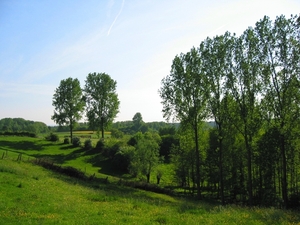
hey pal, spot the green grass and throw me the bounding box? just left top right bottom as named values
left=1, top=158, right=299, bottom=224
left=0, top=136, right=300, bottom=224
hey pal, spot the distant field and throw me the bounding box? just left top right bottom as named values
left=56, top=130, right=111, bottom=136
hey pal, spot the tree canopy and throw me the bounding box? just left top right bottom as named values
left=0, top=118, right=49, bottom=134
left=51, top=77, right=85, bottom=140
left=84, top=72, right=120, bottom=139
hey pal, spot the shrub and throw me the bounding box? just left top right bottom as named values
left=46, top=133, right=59, bottom=142
left=112, top=146, right=135, bottom=172
left=84, top=139, right=93, bottom=150
left=72, top=136, right=81, bottom=147
left=95, top=139, right=104, bottom=151
left=63, top=137, right=70, bottom=144
left=102, top=139, right=123, bottom=159
left=111, top=128, right=124, bottom=139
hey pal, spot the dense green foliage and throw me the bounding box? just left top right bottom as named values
left=0, top=118, right=49, bottom=134
left=52, top=77, right=85, bottom=140
left=45, top=133, right=59, bottom=142
left=160, top=14, right=300, bottom=208
left=84, top=72, right=120, bottom=139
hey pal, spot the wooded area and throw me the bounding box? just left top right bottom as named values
left=159, top=14, right=300, bottom=208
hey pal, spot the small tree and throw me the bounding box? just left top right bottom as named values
left=130, top=132, right=161, bottom=183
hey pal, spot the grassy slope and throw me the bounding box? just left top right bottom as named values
left=0, top=136, right=299, bottom=224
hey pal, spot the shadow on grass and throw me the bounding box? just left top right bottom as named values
left=47, top=167, right=179, bottom=207
left=60, top=144, right=78, bottom=150
left=84, top=153, right=125, bottom=177
left=32, top=148, right=85, bottom=164
left=0, top=140, right=44, bottom=151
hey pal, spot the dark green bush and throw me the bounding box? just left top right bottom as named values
left=46, top=133, right=59, bottom=142
left=95, top=140, right=104, bottom=151
left=84, top=139, right=93, bottom=150
left=63, top=137, right=70, bottom=144
left=110, top=128, right=124, bottom=138
left=72, top=137, right=81, bottom=147
left=112, top=146, right=135, bottom=172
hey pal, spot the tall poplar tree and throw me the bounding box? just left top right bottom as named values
left=255, top=15, right=300, bottom=208
left=200, top=32, right=234, bottom=204
left=226, top=27, right=262, bottom=206
left=160, top=47, right=209, bottom=199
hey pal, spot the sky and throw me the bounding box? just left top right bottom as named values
left=0, top=0, right=299, bottom=125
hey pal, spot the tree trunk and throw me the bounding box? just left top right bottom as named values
left=157, top=176, right=161, bottom=185
left=219, top=140, right=225, bottom=204
left=146, top=173, right=150, bottom=183
left=70, top=120, right=73, bottom=141
left=245, top=137, right=253, bottom=206
left=101, top=116, right=104, bottom=139
left=194, top=122, right=201, bottom=199
left=280, top=133, right=288, bottom=209
left=218, top=123, right=225, bottom=205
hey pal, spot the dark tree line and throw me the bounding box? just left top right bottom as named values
left=160, top=14, right=300, bottom=208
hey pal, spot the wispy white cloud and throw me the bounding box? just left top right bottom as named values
left=107, top=0, right=125, bottom=36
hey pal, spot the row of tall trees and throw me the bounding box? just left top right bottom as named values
left=160, top=15, right=300, bottom=208
left=52, top=72, right=120, bottom=140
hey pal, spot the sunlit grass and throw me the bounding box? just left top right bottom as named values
left=0, top=136, right=300, bottom=224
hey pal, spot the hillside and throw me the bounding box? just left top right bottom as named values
left=0, top=136, right=300, bottom=224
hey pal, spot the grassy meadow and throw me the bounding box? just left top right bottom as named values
left=0, top=135, right=300, bottom=224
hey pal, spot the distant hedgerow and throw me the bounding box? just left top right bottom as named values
left=0, top=131, right=37, bottom=137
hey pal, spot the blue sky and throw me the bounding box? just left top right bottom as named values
left=0, top=0, right=299, bottom=125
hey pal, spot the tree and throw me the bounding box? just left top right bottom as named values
left=159, top=47, right=209, bottom=199
left=255, top=15, right=300, bottom=208
left=200, top=32, right=233, bottom=204
left=225, top=27, right=263, bottom=206
left=129, top=132, right=161, bottom=182
left=84, top=72, right=120, bottom=139
left=132, top=112, right=148, bottom=133
left=132, top=112, right=143, bottom=129
left=51, top=77, right=85, bottom=140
